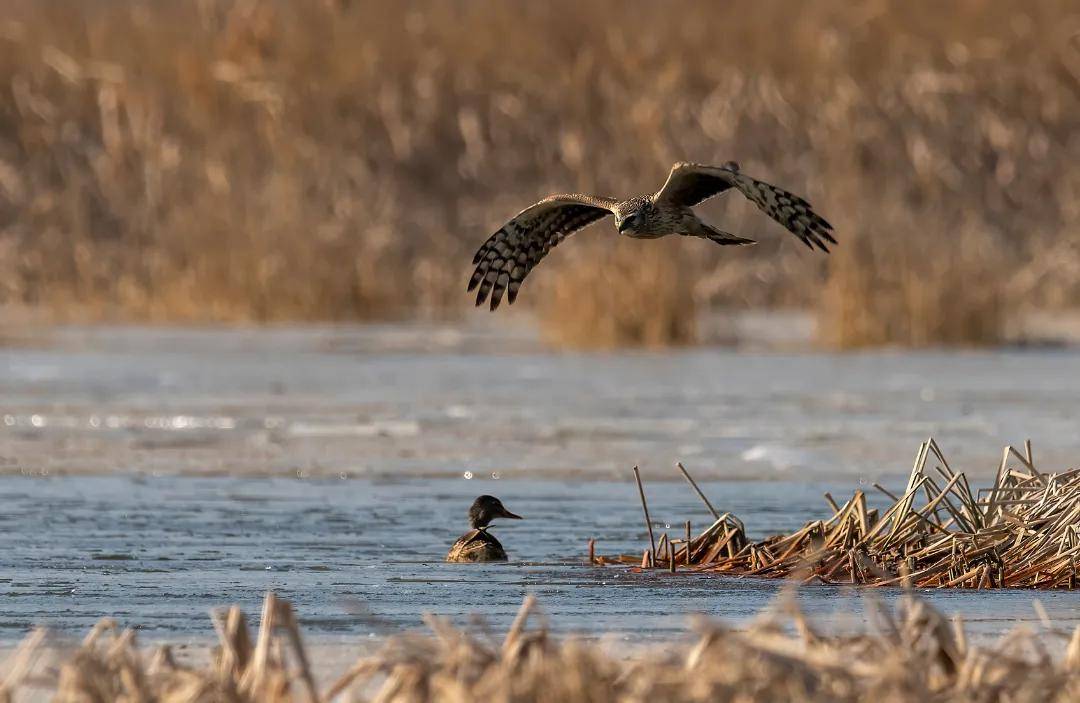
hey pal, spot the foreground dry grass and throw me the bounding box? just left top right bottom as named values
left=3, top=591, right=1079, bottom=702
left=614, top=439, right=1080, bottom=589
left=2, top=1, right=1079, bottom=346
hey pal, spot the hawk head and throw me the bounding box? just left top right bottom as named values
left=615, top=198, right=654, bottom=234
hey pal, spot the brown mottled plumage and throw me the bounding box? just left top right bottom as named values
left=467, top=161, right=836, bottom=310
left=445, top=529, right=509, bottom=562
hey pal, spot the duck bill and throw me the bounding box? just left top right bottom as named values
left=499, top=508, right=523, bottom=520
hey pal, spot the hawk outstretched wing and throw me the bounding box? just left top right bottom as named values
left=654, top=162, right=836, bottom=252
left=468, top=194, right=617, bottom=310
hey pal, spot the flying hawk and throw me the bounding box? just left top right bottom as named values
left=468, top=161, right=835, bottom=310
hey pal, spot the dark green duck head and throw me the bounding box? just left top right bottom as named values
left=468, top=495, right=523, bottom=530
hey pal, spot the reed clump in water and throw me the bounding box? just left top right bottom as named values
left=4, top=592, right=1080, bottom=702
left=609, top=439, right=1080, bottom=589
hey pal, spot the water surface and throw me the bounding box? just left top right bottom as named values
left=2, top=323, right=1078, bottom=481
left=1, top=323, right=1079, bottom=645
left=2, top=474, right=1078, bottom=644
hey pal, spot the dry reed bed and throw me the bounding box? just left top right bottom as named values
left=4, top=592, right=1080, bottom=702
left=2, top=1, right=1079, bottom=346
left=603, top=439, right=1080, bottom=590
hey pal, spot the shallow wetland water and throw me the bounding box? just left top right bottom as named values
left=2, top=323, right=1080, bottom=646
left=3, top=474, right=1080, bottom=646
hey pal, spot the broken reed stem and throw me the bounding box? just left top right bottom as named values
left=633, top=466, right=657, bottom=560
left=0, top=628, right=46, bottom=697
left=607, top=439, right=1080, bottom=591
left=503, top=594, right=537, bottom=655
left=278, top=601, right=319, bottom=703
left=677, top=462, right=720, bottom=519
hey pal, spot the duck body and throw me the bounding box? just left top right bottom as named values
left=446, top=528, right=508, bottom=562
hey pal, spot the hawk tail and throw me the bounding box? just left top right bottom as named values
left=700, top=224, right=756, bottom=247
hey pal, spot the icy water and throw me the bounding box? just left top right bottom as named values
left=2, top=322, right=1079, bottom=480
left=3, top=474, right=1080, bottom=644
left=2, top=322, right=1080, bottom=644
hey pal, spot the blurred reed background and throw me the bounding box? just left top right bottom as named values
left=1, top=0, right=1078, bottom=347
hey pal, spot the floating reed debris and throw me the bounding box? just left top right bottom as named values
left=604, top=439, right=1080, bottom=590
left=4, top=590, right=1080, bottom=702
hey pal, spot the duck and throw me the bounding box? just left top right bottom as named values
left=445, top=495, right=522, bottom=562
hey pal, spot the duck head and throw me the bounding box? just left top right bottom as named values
left=468, top=495, right=523, bottom=529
